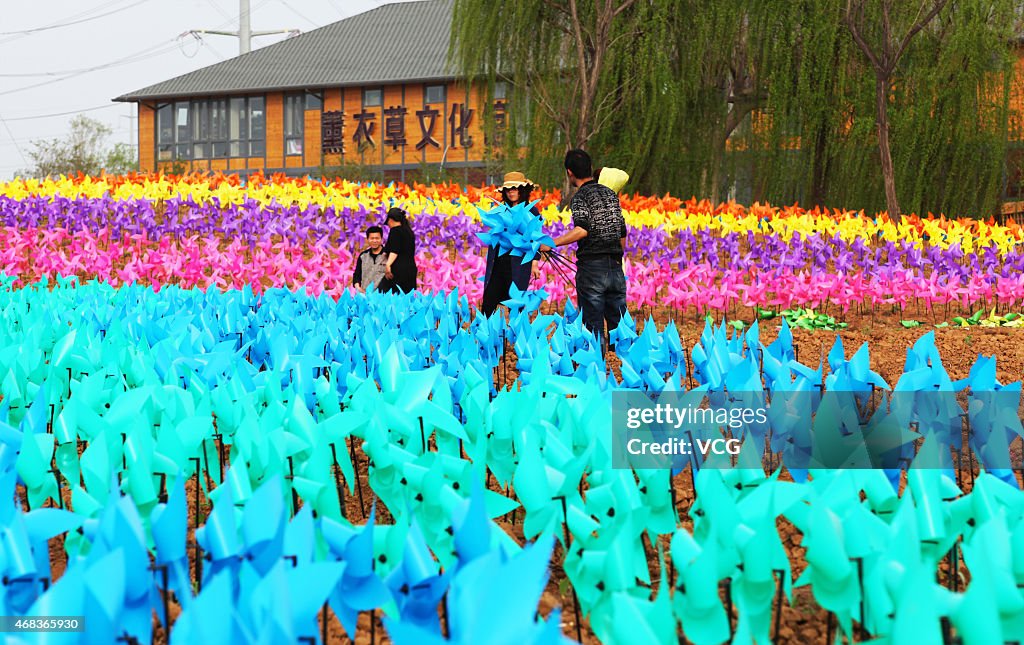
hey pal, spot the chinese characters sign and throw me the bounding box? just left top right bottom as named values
left=321, top=101, right=493, bottom=155
left=321, top=111, right=344, bottom=154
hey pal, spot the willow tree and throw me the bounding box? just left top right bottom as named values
left=843, top=0, right=949, bottom=224
left=450, top=0, right=644, bottom=191
left=452, top=0, right=1018, bottom=217
left=823, top=0, right=1018, bottom=218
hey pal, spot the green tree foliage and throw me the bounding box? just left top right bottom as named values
left=451, top=0, right=1019, bottom=218
left=22, top=115, right=138, bottom=179
left=450, top=0, right=644, bottom=192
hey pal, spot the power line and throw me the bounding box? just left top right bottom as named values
left=0, top=39, right=189, bottom=77
left=2, top=103, right=121, bottom=122
left=0, top=0, right=154, bottom=37
left=0, top=31, right=213, bottom=98
left=0, top=112, right=29, bottom=169
left=0, top=0, right=140, bottom=44
left=278, top=0, right=320, bottom=29
left=0, top=0, right=278, bottom=99
left=0, top=40, right=189, bottom=98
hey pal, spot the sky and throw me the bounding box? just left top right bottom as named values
left=0, top=0, right=403, bottom=180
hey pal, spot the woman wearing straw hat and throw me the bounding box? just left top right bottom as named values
left=480, top=171, right=542, bottom=316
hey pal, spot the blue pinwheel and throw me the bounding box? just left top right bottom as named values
left=476, top=200, right=554, bottom=263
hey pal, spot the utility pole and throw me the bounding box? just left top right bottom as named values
left=188, top=0, right=299, bottom=56
left=120, top=110, right=137, bottom=158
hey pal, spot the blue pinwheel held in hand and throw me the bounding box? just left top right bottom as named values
left=476, top=200, right=553, bottom=263
left=478, top=172, right=553, bottom=316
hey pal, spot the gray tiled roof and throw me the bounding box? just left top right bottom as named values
left=114, top=0, right=455, bottom=102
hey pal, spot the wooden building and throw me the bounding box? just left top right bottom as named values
left=114, top=0, right=503, bottom=182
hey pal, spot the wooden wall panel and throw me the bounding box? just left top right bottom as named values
left=422, top=83, right=448, bottom=165
left=324, top=88, right=342, bottom=111
left=304, top=110, right=321, bottom=169
left=465, top=82, right=486, bottom=165
left=210, top=159, right=228, bottom=171
left=381, top=85, right=405, bottom=166
left=247, top=157, right=265, bottom=169
left=285, top=156, right=303, bottom=169
left=343, top=87, right=361, bottom=166
left=265, top=92, right=284, bottom=168
left=321, top=88, right=343, bottom=168
left=1010, top=51, right=1024, bottom=142
left=229, top=158, right=247, bottom=171
left=404, top=84, right=425, bottom=168
left=138, top=104, right=155, bottom=172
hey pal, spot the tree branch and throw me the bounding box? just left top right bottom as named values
left=540, top=0, right=570, bottom=18
left=893, top=0, right=949, bottom=64
left=612, top=0, right=638, bottom=18
left=844, top=0, right=884, bottom=72
left=525, top=70, right=562, bottom=123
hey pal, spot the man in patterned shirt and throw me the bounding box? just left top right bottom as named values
left=542, top=149, right=627, bottom=354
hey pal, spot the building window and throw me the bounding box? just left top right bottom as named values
left=305, top=90, right=323, bottom=110
left=493, top=81, right=507, bottom=100
left=248, top=97, right=265, bottom=156
left=425, top=84, right=445, bottom=105
left=284, top=93, right=304, bottom=156
left=174, top=101, right=191, bottom=160
left=158, top=96, right=265, bottom=160
left=157, top=102, right=193, bottom=161
left=157, top=104, right=173, bottom=161
left=190, top=98, right=229, bottom=158
left=363, top=88, right=382, bottom=107
left=229, top=97, right=249, bottom=157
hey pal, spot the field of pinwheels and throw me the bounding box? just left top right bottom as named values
left=2, top=172, right=1024, bottom=644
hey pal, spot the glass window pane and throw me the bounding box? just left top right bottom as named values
left=211, top=101, right=225, bottom=140
left=175, top=144, right=190, bottom=160
left=305, top=91, right=322, bottom=110
left=363, top=88, right=381, bottom=107
left=158, top=144, right=173, bottom=161
left=493, top=82, right=507, bottom=100
left=286, top=138, right=303, bottom=156
left=425, top=85, right=444, bottom=104
left=250, top=97, right=265, bottom=139
left=157, top=104, right=173, bottom=144
left=230, top=140, right=248, bottom=157
left=250, top=139, right=265, bottom=156
left=229, top=98, right=245, bottom=140
left=193, top=143, right=207, bottom=159
left=213, top=141, right=229, bottom=158
left=286, top=94, right=305, bottom=137
left=175, top=102, right=190, bottom=142
left=192, top=101, right=210, bottom=141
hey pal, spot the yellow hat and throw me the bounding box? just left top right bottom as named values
left=598, top=167, right=630, bottom=193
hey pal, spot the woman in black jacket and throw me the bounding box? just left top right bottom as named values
left=377, top=207, right=418, bottom=294
left=480, top=172, right=541, bottom=315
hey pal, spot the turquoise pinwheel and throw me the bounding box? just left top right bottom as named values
left=385, top=534, right=568, bottom=645
left=475, top=199, right=554, bottom=263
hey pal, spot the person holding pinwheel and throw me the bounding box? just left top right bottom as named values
left=541, top=149, right=627, bottom=355
left=377, top=207, right=418, bottom=294
left=480, top=171, right=542, bottom=316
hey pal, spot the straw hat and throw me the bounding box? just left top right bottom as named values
left=500, top=171, right=535, bottom=190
